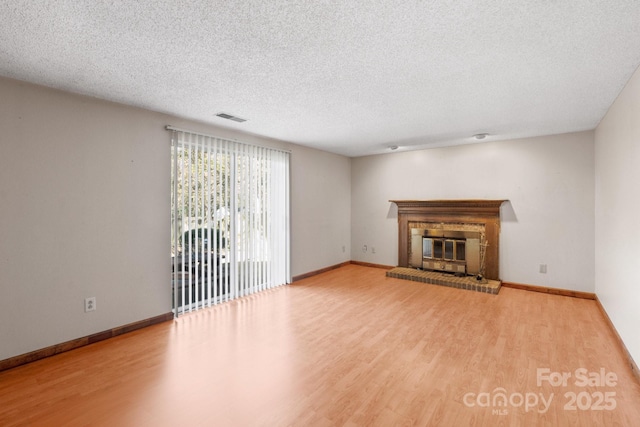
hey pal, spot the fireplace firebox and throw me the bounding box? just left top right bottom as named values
left=410, top=228, right=481, bottom=275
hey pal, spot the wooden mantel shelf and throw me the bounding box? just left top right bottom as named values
left=390, top=199, right=508, bottom=281
left=390, top=199, right=506, bottom=215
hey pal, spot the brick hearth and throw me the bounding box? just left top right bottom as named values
left=386, top=267, right=501, bottom=294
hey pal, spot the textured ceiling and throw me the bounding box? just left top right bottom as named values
left=1, top=1, right=640, bottom=157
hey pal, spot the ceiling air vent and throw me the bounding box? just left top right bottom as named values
left=216, top=112, right=247, bottom=123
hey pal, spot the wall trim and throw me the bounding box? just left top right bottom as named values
left=501, top=281, right=596, bottom=299
left=292, top=261, right=395, bottom=282
left=0, top=312, right=174, bottom=372
left=292, top=262, right=352, bottom=282
left=350, top=261, right=395, bottom=270
left=594, top=296, right=640, bottom=384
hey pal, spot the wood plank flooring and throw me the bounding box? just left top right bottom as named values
left=1, top=264, right=639, bottom=426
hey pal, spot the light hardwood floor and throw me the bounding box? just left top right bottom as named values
left=1, top=264, right=639, bottom=426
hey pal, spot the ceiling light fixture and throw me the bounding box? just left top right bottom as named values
left=389, top=145, right=399, bottom=151
left=473, top=133, right=489, bottom=140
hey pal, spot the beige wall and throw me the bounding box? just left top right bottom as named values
left=595, top=64, right=640, bottom=365
left=290, top=145, right=351, bottom=276
left=351, top=132, right=596, bottom=291
left=0, top=77, right=351, bottom=360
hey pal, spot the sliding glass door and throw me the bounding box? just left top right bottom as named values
left=170, top=129, right=290, bottom=315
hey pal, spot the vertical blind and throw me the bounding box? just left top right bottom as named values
left=170, top=128, right=290, bottom=315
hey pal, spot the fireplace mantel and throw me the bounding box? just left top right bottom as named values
left=390, top=199, right=507, bottom=280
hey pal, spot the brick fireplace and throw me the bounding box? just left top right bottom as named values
left=388, top=200, right=506, bottom=292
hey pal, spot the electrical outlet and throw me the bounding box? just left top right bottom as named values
left=371, top=247, right=376, bottom=254
left=85, top=297, right=96, bottom=312
left=362, top=245, right=368, bottom=253
left=539, top=264, right=547, bottom=274
left=342, top=245, right=346, bottom=253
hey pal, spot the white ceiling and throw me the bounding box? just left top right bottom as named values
left=1, top=1, right=640, bottom=157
